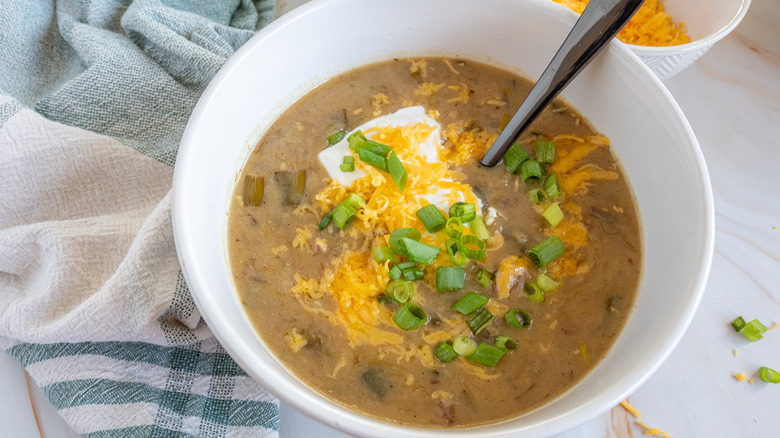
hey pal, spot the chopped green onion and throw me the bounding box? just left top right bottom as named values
left=416, top=204, right=447, bottom=233
left=388, top=228, right=421, bottom=252
left=474, top=268, right=493, bottom=288
left=520, top=160, right=544, bottom=182
left=451, top=291, right=489, bottom=315
left=343, top=193, right=365, bottom=210
left=534, top=140, right=557, bottom=164
left=317, top=212, right=332, bottom=231
left=331, top=203, right=357, bottom=230
left=434, top=341, right=459, bottom=362
left=360, top=139, right=393, bottom=157
left=402, top=267, right=425, bottom=281
left=358, top=147, right=388, bottom=172
left=377, top=293, right=393, bottom=304
left=494, top=336, right=518, bottom=351
left=759, top=366, right=780, bottom=383
left=524, top=282, right=545, bottom=303
left=503, top=142, right=530, bottom=174
left=453, top=335, right=478, bottom=357
left=528, top=188, right=546, bottom=204
left=387, top=151, right=407, bottom=192
left=470, top=216, right=491, bottom=242
left=327, top=130, right=346, bottom=145
left=445, top=217, right=464, bottom=238
left=398, top=238, right=440, bottom=265
left=372, top=246, right=396, bottom=263
left=347, top=130, right=367, bottom=151
left=242, top=175, right=264, bottom=206
left=392, top=303, right=427, bottom=330
left=389, top=264, right=402, bottom=281
left=536, top=272, right=560, bottom=294
left=731, top=316, right=746, bottom=332
left=468, top=343, right=505, bottom=367
left=273, top=170, right=306, bottom=205
left=436, top=267, right=465, bottom=291
left=449, top=202, right=476, bottom=223
left=466, top=308, right=495, bottom=335
left=461, top=235, right=486, bottom=260
left=741, top=319, right=767, bottom=342
left=544, top=173, right=561, bottom=199
left=340, top=155, right=355, bottom=172
left=387, top=279, right=414, bottom=303
left=396, top=261, right=417, bottom=271
left=528, top=236, right=565, bottom=267
left=542, top=202, right=564, bottom=228
left=505, top=308, right=532, bottom=329
left=446, top=238, right=467, bottom=267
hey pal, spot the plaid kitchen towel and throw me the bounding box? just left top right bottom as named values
left=0, top=0, right=280, bottom=436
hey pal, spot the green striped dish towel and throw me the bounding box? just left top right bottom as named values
left=0, top=0, right=280, bottom=436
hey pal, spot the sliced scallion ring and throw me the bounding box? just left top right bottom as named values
left=534, top=140, right=556, bottom=164
left=494, top=336, right=518, bottom=351
left=468, top=343, right=505, bottom=367
left=398, top=237, right=440, bottom=265
left=436, top=266, right=465, bottom=291
left=451, top=291, right=489, bottom=315
left=524, top=282, right=545, bottom=303
left=416, top=204, right=447, bottom=233
left=392, top=302, right=427, bottom=330
left=386, top=279, right=414, bottom=303
left=446, top=238, right=467, bottom=267
left=528, top=236, right=565, bottom=267
left=449, top=202, right=476, bottom=223
left=445, top=217, right=464, bottom=238
left=474, top=268, right=492, bottom=288
left=466, top=308, right=495, bottom=335
left=453, top=336, right=478, bottom=357
left=505, top=308, right=532, bottom=329
left=461, top=234, right=486, bottom=260
left=434, top=341, right=459, bottom=362
left=503, top=142, right=530, bottom=174
left=759, top=366, right=780, bottom=383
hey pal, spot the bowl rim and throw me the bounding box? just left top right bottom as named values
left=172, top=0, right=715, bottom=436
left=625, top=0, right=751, bottom=54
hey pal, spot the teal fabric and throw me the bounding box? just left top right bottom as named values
left=0, top=0, right=278, bottom=436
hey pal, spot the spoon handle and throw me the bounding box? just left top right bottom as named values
left=480, top=0, right=645, bottom=167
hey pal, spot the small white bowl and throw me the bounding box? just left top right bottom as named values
left=173, top=0, right=714, bottom=436
left=625, top=0, right=752, bottom=79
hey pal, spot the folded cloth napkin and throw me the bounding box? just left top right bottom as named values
left=0, top=0, right=281, bottom=436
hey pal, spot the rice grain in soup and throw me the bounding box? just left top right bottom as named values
left=227, top=58, right=643, bottom=428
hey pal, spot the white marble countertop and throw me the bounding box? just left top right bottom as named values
left=2, top=0, right=778, bottom=436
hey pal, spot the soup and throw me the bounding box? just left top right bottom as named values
left=227, top=58, right=642, bottom=428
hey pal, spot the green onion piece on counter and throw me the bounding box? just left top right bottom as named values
left=505, top=308, right=532, bottom=329
left=528, top=188, right=546, bottom=204
left=466, top=308, right=495, bottom=335
left=536, top=272, right=560, bottom=294
left=534, top=140, right=557, bottom=164
left=360, top=139, right=393, bottom=157
left=474, top=268, right=493, bottom=288
left=524, top=282, right=545, bottom=303
left=528, top=236, right=565, bottom=267
left=340, top=155, right=355, bottom=172
left=731, top=316, right=747, bottom=332
left=347, top=130, right=367, bottom=151
left=436, top=266, right=465, bottom=291
left=741, top=319, right=767, bottom=342
left=449, top=202, right=477, bottom=223
left=503, top=142, right=530, bottom=174
left=327, top=130, right=346, bottom=145
left=434, top=341, right=459, bottom=362
left=387, top=151, right=408, bottom=192
left=358, top=147, right=388, bottom=172
left=461, top=234, right=486, bottom=260
left=402, top=268, right=425, bottom=281
left=542, top=202, right=564, bottom=228
left=451, top=291, right=489, bottom=315
left=416, top=204, right=447, bottom=233
left=398, top=238, right=440, bottom=265
left=468, top=343, right=505, bottom=367
left=445, top=217, right=464, bottom=238
left=317, top=213, right=332, bottom=231
left=495, top=336, right=518, bottom=351
left=372, top=246, right=396, bottom=263
left=242, top=175, right=264, bottom=207
left=453, top=336, right=478, bottom=357
left=759, top=366, right=780, bottom=383
left=544, top=173, right=561, bottom=199
left=387, top=279, right=414, bottom=303
left=470, top=216, right=491, bottom=242
left=446, top=238, right=467, bottom=267
left=389, top=264, right=402, bottom=281
left=331, top=203, right=357, bottom=230
left=392, top=303, right=427, bottom=330
left=389, top=228, right=421, bottom=251
left=520, top=160, right=544, bottom=182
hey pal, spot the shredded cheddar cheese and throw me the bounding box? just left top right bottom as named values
left=283, top=328, right=307, bottom=352
left=552, top=0, right=690, bottom=47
